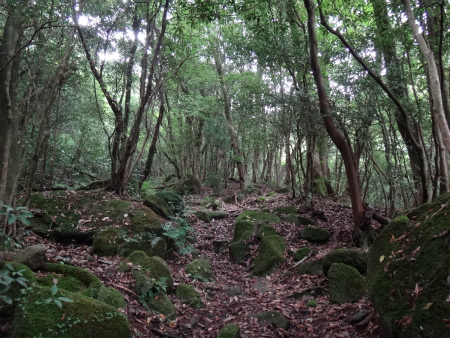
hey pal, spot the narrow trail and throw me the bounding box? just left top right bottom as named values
left=27, top=186, right=381, bottom=337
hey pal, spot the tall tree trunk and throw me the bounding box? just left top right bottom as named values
left=212, top=38, right=246, bottom=189
left=304, top=0, right=363, bottom=229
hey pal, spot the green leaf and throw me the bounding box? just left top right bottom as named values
left=58, top=297, right=73, bottom=303
left=51, top=284, right=58, bottom=296
left=54, top=299, right=62, bottom=308
left=0, top=295, right=12, bottom=305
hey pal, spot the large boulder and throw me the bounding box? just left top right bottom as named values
left=155, top=191, right=185, bottom=215
left=9, top=287, right=131, bottom=338
left=91, top=227, right=127, bottom=257
left=367, top=193, right=450, bottom=338
left=300, top=226, right=330, bottom=243
left=127, top=251, right=174, bottom=290
left=172, top=174, right=201, bottom=195
left=252, top=235, right=286, bottom=276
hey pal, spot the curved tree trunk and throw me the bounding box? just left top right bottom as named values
left=304, top=0, right=363, bottom=229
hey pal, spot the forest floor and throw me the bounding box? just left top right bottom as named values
left=25, top=183, right=385, bottom=338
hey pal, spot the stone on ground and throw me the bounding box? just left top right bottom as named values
left=300, top=226, right=330, bottom=243
left=328, top=263, right=366, bottom=304
left=143, top=195, right=173, bottom=219
left=172, top=173, right=201, bottom=195
left=185, top=258, right=215, bottom=282
left=175, top=284, right=204, bottom=308
left=252, top=235, right=286, bottom=276
left=249, top=311, right=289, bottom=330
left=127, top=251, right=174, bottom=289
left=217, top=323, right=240, bottom=338
left=322, top=248, right=367, bottom=276
left=13, top=244, right=47, bottom=270
left=293, top=247, right=312, bottom=262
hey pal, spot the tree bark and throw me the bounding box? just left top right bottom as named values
left=304, top=0, right=364, bottom=229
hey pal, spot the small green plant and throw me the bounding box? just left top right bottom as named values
left=163, top=217, right=195, bottom=255
left=140, top=276, right=168, bottom=299
left=0, top=204, right=34, bottom=226
left=0, top=263, right=30, bottom=306
left=36, top=279, right=73, bottom=309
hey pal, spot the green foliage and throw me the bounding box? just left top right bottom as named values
left=0, top=204, right=33, bottom=226
left=162, top=217, right=195, bottom=255
left=155, top=191, right=185, bottom=215
left=35, top=280, right=73, bottom=309
left=0, top=263, right=30, bottom=306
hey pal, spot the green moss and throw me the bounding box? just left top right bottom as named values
left=175, top=284, right=204, bottom=308
left=0, top=261, right=35, bottom=304
left=185, top=259, right=215, bottom=282
left=296, top=259, right=323, bottom=276
left=265, top=192, right=277, bottom=197
left=119, top=234, right=169, bottom=258
left=91, top=199, right=131, bottom=220
left=172, top=174, right=201, bottom=195
left=155, top=191, right=185, bottom=215
left=127, top=251, right=174, bottom=290
left=323, top=249, right=367, bottom=276
left=328, top=263, right=366, bottom=304
left=143, top=196, right=173, bottom=219
left=97, top=286, right=126, bottom=308
left=313, top=178, right=327, bottom=197
left=235, top=210, right=281, bottom=224
left=38, top=274, right=85, bottom=293
left=367, top=199, right=450, bottom=338
left=228, top=241, right=250, bottom=264
left=217, top=323, right=240, bottom=338
left=130, top=208, right=163, bottom=235
left=300, top=227, right=330, bottom=243
left=297, top=216, right=316, bottom=226
left=293, top=247, right=312, bottom=262
left=91, top=227, right=127, bottom=257
left=204, top=211, right=227, bottom=219
left=273, top=205, right=297, bottom=215
left=306, top=299, right=317, bottom=307
left=142, top=289, right=176, bottom=320
left=10, top=286, right=131, bottom=338
left=232, top=220, right=257, bottom=242
left=252, top=235, right=286, bottom=276
left=256, top=224, right=278, bottom=239
left=281, top=214, right=301, bottom=226
left=256, top=197, right=266, bottom=203
left=41, top=263, right=102, bottom=298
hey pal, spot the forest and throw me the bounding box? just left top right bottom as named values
left=1, top=0, right=450, bottom=337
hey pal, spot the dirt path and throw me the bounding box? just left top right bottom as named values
left=27, top=187, right=381, bottom=337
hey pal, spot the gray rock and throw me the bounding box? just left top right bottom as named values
left=13, top=244, right=47, bottom=270
left=249, top=311, right=289, bottom=329
left=224, top=286, right=242, bottom=296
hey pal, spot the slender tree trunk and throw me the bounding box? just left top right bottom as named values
left=304, top=0, right=364, bottom=229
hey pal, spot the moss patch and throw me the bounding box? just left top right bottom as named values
left=40, top=263, right=102, bottom=298
left=300, top=227, right=330, bottom=243
left=172, top=174, right=201, bottom=195
left=232, top=220, right=257, bottom=242
left=130, top=208, right=163, bottom=235
left=293, top=247, right=312, bottom=262
left=328, top=263, right=366, bottom=304
left=127, top=251, right=174, bottom=290
left=252, top=235, right=286, bottom=276
left=143, top=196, right=173, bottom=219
left=119, top=234, right=169, bottom=259
left=273, top=205, right=297, bottom=215
left=249, top=311, right=289, bottom=329
left=296, top=259, right=323, bottom=276
left=175, top=284, right=204, bottom=308
left=155, top=191, right=185, bottom=215
left=185, top=259, right=215, bottom=282
left=256, top=224, right=278, bottom=239
left=228, top=241, right=250, bottom=264
left=10, top=286, right=131, bottom=338
left=97, top=286, right=126, bottom=308
left=323, top=249, right=367, bottom=276
left=367, top=194, right=450, bottom=338
left=236, top=210, right=281, bottom=225
left=91, top=227, right=127, bottom=257
left=217, top=323, right=240, bottom=338
left=143, top=289, right=176, bottom=320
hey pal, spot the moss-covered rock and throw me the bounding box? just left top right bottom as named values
left=119, top=234, right=169, bottom=259
left=252, top=235, right=286, bottom=276
left=144, top=290, right=176, bottom=320
left=13, top=244, right=47, bottom=270
left=297, top=216, right=316, bottom=226
left=97, top=286, right=126, bottom=308
left=130, top=208, right=163, bottom=235
left=195, top=210, right=211, bottom=222
left=228, top=241, right=250, bottom=264
left=232, top=220, right=257, bottom=242
left=172, top=174, right=201, bottom=195
left=185, top=259, right=215, bottom=282
left=91, top=227, right=127, bottom=257
left=249, top=311, right=289, bottom=329
left=91, top=199, right=131, bottom=220
left=175, top=284, right=204, bottom=308
left=273, top=205, right=297, bottom=215
left=143, top=196, right=173, bottom=219
left=217, top=323, right=240, bottom=338
left=9, top=286, right=131, bottom=338
left=367, top=193, right=450, bottom=338
left=127, top=251, right=174, bottom=289
left=205, top=211, right=227, bottom=219
left=293, top=247, right=312, bottom=262
left=256, top=224, right=278, bottom=239
left=300, top=226, right=330, bottom=243
left=328, top=263, right=366, bottom=304
left=0, top=261, right=35, bottom=304
left=322, top=249, right=367, bottom=276
left=236, top=210, right=281, bottom=225
left=155, top=191, right=185, bottom=215
left=40, top=263, right=102, bottom=298
left=281, top=214, right=301, bottom=226
left=296, top=259, right=323, bottom=276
